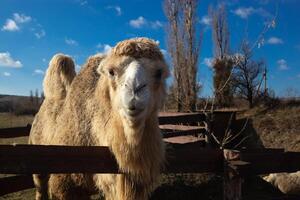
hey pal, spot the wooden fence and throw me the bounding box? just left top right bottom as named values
left=0, top=112, right=300, bottom=200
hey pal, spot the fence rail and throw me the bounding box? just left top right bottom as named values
left=0, top=124, right=32, bottom=138
left=1, top=111, right=300, bottom=200
left=0, top=145, right=300, bottom=197
left=0, top=112, right=209, bottom=139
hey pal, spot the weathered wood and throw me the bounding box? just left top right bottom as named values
left=0, top=124, right=31, bottom=138
left=160, top=124, right=204, bottom=131
left=162, top=128, right=206, bottom=138
left=0, top=145, right=119, bottom=174
left=0, top=113, right=207, bottom=138
left=0, top=175, right=34, bottom=196
left=158, top=112, right=206, bottom=125
left=0, top=144, right=224, bottom=174
left=1, top=147, right=300, bottom=197
left=233, top=151, right=300, bottom=176
left=223, top=149, right=242, bottom=200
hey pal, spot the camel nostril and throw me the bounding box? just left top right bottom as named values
left=128, top=104, right=136, bottom=111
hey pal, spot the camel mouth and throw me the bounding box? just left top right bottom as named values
left=126, top=108, right=144, bottom=117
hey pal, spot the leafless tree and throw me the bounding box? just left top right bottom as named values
left=35, top=89, right=39, bottom=106
left=210, top=3, right=233, bottom=108
left=233, top=40, right=264, bottom=108
left=164, top=0, right=201, bottom=112
left=30, top=90, right=34, bottom=104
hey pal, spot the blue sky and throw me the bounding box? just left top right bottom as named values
left=0, top=0, right=299, bottom=97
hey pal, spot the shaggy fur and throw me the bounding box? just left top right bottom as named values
left=264, top=171, right=300, bottom=195
left=29, top=38, right=168, bottom=200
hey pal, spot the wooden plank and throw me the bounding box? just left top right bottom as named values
left=0, top=175, right=34, bottom=196
left=231, top=151, right=300, bottom=176
left=160, top=124, right=204, bottom=131
left=0, top=144, right=224, bottom=174
left=162, top=128, right=206, bottom=138
left=158, top=113, right=206, bottom=125
left=223, top=149, right=242, bottom=200
left=0, top=145, right=119, bottom=174
left=0, top=113, right=206, bottom=138
left=0, top=124, right=31, bottom=138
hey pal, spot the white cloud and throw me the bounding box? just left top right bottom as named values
left=33, top=69, right=44, bottom=75
left=150, top=20, right=163, bottom=29
left=267, top=37, right=283, bottom=45
left=96, top=43, right=112, bottom=54
left=13, top=13, right=31, bottom=23
left=232, top=7, right=255, bottom=19
left=1, top=19, right=19, bottom=31
left=202, top=57, right=214, bottom=68
left=200, top=15, right=211, bottom=25
left=129, top=16, right=162, bottom=29
left=35, top=29, right=46, bottom=39
left=232, top=7, right=271, bottom=19
left=0, top=52, right=22, bottom=68
left=3, top=72, right=11, bottom=76
left=106, top=5, right=122, bottom=16
left=2, top=13, right=32, bottom=32
left=129, top=16, right=147, bottom=28
left=65, top=38, right=78, bottom=46
left=277, top=59, right=288, bottom=70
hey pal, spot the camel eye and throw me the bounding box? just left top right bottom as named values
left=108, top=69, right=115, bottom=77
left=155, top=69, right=162, bottom=79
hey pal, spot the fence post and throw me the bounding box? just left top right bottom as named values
left=223, top=149, right=242, bottom=200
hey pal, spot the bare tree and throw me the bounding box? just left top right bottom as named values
left=210, top=3, right=233, bottom=108
left=30, top=90, right=34, bottom=104
left=164, top=0, right=201, bottom=112
left=35, top=89, right=39, bottom=106
left=233, top=40, right=264, bottom=108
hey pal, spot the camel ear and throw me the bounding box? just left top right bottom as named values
left=96, top=62, right=105, bottom=75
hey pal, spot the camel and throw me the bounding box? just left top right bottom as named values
left=29, top=37, right=169, bottom=200
left=264, top=171, right=300, bottom=195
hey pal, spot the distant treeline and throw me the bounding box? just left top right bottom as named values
left=0, top=90, right=44, bottom=115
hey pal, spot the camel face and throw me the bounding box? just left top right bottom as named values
left=100, top=55, right=167, bottom=125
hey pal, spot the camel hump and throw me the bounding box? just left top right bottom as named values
left=43, top=54, right=76, bottom=99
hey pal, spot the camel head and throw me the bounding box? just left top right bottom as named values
left=98, top=38, right=169, bottom=128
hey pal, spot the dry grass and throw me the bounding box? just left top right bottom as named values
left=0, top=113, right=33, bottom=129
left=240, top=104, right=300, bottom=152
left=0, top=113, right=32, bottom=145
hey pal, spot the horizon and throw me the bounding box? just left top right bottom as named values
left=0, top=0, right=300, bottom=97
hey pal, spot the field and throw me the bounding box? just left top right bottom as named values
left=0, top=103, right=300, bottom=199
left=0, top=113, right=33, bottom=145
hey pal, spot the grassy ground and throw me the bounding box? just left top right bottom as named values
left=240, top=104, right=300, bottom=152
left=1, top=104, right=300, bottom=199
left=0, top=113, right=32, bottom=145
left=0, top=113, right=33, bottom=129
